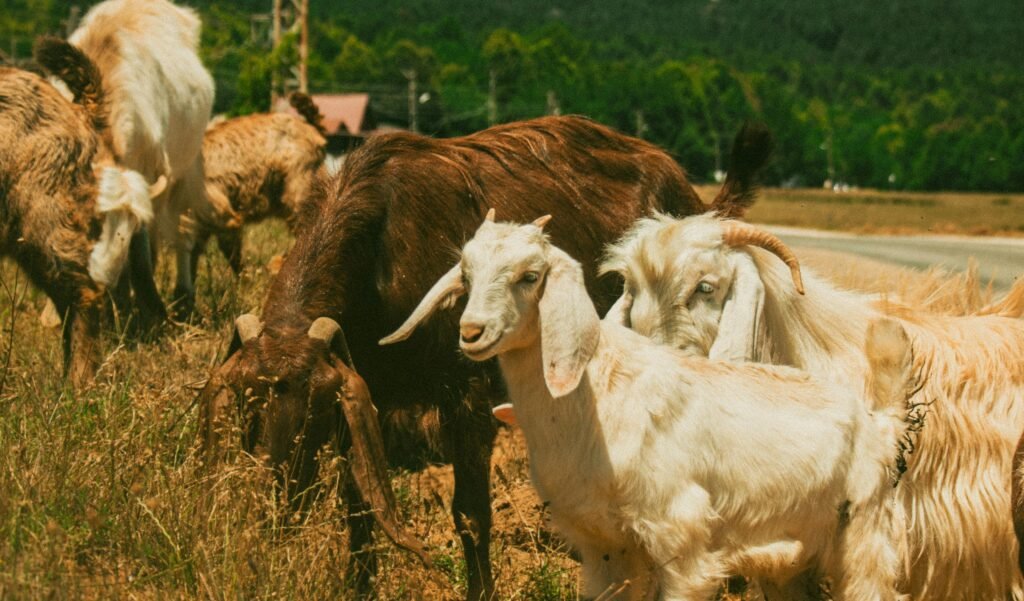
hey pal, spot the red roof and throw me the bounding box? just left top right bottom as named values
left=274, top=93, right=370, bottom=136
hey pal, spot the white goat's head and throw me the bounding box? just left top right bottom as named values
left=381, top=210, right=599, bottom=397
left=600, top=212, right=803, bottom=362
left=87, top=166, right=164, bottom=286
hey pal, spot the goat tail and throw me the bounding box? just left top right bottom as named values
left=289, top=92, right=327, bottom=136
left=33, top=36, right=107, bottom=132
left=710, top=122, right=773, bottom=219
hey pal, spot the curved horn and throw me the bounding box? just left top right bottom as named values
left=235, top=313, right=264, bottom=342
left=721, top=222, right=805, bottom=295
left=148, top=175, right=168, bottom=199
left=532, top=214, right=552, bottom=229
left=379, top=263, right=465, bottom=345
left=308, top=316, right=341, bottom=342
left=485, top=207, right=496, bottom=222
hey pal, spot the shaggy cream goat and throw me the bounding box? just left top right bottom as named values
left=382, top=213, right=915, bottom=601
left=601, top=211, right=1024, bottom=600
left=69, top=0, right=215, bottom=321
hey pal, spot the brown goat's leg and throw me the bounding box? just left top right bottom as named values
left=128, top=228, right=167, bottom=332
left=341, top=466, right=377, bottom=598
left=442, top=401, right=498, bottom=601
left=59, top=288, right=103, bottom=388
left=215, top=228, right=243, bottom=276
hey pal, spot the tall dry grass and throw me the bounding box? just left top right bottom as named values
left=0, top=217, right=1007, bottom=600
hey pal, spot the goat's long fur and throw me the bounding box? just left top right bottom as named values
left=384, top=219, right=914, bottom=600
left=69, top=0, right=215, bottom=312
left=192, top=97, right=327, bottom=272
left=0, top=66, right=154, bottom=386
left=603, top=212, right=1024, bottom=600
left=197, top=115, right=720, bottom=600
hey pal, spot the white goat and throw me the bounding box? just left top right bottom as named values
left=381, top=212, right=914, bottom=601
left=69, top=0, right=215, bottom=319
left=601, top=211, right=1024, bottom=600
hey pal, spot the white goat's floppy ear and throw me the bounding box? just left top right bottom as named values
left=379, top=263, right=465, bottom=345
left=709, top=253, right=764, bottom=362
left=539, top=248, right=600, bottom=397
left=604, top=291, right=633, bottom=327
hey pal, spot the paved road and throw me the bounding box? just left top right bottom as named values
left=760, top=225, right=1024, bottom=292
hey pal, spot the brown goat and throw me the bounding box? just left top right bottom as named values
left=196, top=115, right=770, bottom=599
left=192, top=93, right=327, bottom=275
left=0, top=43, right=163, bottom=387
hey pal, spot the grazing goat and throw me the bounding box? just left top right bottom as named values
left=68, top=0, right=214, bottom=321
left=601, top=211, right=1024, bottom=600
left=192, top=93, right=327, bottom=274
left=0, top=48, right=163, bottom=386
left=382, top=214, right=914, bottom=601
left=196, top=115, right=750, bottom=600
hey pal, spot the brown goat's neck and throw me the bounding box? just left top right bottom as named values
left=261, top=192, right=382, bottom=328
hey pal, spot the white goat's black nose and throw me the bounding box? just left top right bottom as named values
left=461, top=323, right=485, bottom=343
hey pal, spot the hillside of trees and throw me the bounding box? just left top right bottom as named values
left=4, top=0, right=1023, bottom=191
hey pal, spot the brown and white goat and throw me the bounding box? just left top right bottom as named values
left=0, top=44, right=163, bottom=387
left=191, top=93, right=327, bottom=274
left=197, top=116, right=768, bottom=599
left=68, top=0, right=215, bottom=321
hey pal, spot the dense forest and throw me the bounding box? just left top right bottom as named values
left=4, top=0, right=1023, bottom=191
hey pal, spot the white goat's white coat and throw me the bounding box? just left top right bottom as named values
left=382, top=218, right=911, bottom=601
left=70, top=0, right=214, bottom=298
left=602, top=212, right=1024, bottom=600
left=88, top=167, right=156, bottom=286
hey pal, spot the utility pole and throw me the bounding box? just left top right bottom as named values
left=487, top=68, right=498, bottom=125
left=270, top=0, right=281, bottom=106
left=403, top=69, right=419, bottom=133
left=546, top=90, right=560, bottom=116
left=634, top=109, right=647, bottom=138
left=297, top=0, right=308, bottom=94
left=63, top=6, right=80, bottom=37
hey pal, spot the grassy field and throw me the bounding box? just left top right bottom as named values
left=695, top=186, right=1024, bottom=236
left=0, top=195, right=1011, bottom=600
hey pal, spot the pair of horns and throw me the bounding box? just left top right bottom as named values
left=234, top=314, right=343, bottom=343
left=721, top=222, right=805, bottom=295
left=484, top=208, right=551, bottom=229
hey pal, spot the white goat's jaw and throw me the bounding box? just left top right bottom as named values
left=460, top=334, right=502, bottom=361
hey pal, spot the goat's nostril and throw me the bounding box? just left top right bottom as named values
left=461, top=324, right=484, bottom=343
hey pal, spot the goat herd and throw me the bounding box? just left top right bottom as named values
left=3, top=0, right=1024, bottom=599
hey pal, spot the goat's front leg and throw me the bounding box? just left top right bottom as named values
left=340, top=464, right=377, bottom=598
left=128, top=227, right=167, bottom=332
left=171, top=229, right=197, bottom=321
left=639, top=486, right=722, bottom=601
left=831, top=499, right=902, bottom=601
left=57, top=286, right=104, bottom=389
left=440, top=391, right=497, bottom=601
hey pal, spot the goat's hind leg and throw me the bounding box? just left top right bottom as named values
left=832, top=501, right=902, bottom=601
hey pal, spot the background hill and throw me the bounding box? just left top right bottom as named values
left=4, top=0, right=1023, bottom=191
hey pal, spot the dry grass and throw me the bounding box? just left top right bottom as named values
left=0, top=216, right=1001, bottom=600
left=695, top=186, right=1024, bottom=237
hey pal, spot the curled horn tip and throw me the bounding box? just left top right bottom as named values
left=308, top=316, right=341, bottom=342
left=149, top=175, right=168, bottom=198
left=235, top=313, right=263, bottom=342
left=792, top=268, right=806, bottom=295
left=485, top=208, right=496, bottom=222
left=721, top=221, right=805, bottom=295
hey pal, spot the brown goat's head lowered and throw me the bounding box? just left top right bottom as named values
left=199, top=313, right=431, bottom=566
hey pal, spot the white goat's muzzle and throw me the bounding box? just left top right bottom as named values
left=88, top=167, right=156, bottom=286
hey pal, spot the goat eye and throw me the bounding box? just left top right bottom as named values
left=520, top=271, right=539, bottom=284
left=697, top=282, right=714, bottom=294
